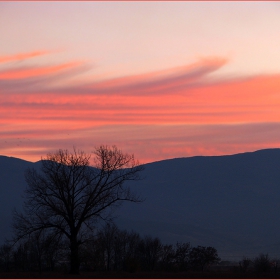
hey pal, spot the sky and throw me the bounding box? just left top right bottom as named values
left=1, top=1, right=280, bottom=163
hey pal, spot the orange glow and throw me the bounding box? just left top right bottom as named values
left=1, top=74, right=280, bottom=125
left=1, top=51, right=280, bottom=162
left=0, top=61, right=84, bottom=79
left=91, top=56, right=228, bottom=89
left=0, top=50, right=50, bottom=63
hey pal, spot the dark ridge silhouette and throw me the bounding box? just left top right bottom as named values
left=1, top=148, right=280, bottom=260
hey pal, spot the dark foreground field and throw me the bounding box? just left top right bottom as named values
left=2, top=271, right=280, bottom=279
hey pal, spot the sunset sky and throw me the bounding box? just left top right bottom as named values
left=1, top=1, right=280, bottom=163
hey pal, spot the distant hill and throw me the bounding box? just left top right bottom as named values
left=1, top=149, right=280, bottom=261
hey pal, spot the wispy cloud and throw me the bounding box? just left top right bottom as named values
left=2, top=73, right=280, bottom=125
left=1, top=51, right=280, bottom=162
left=2, top=123, right=280, bottom=163
left=0, top=55, right=227, bottom=95
left=0, top=61, right=85, bottom=80
left=0, top=50, right=51, bottom=64
left=78, top=57, right=228, bottom=96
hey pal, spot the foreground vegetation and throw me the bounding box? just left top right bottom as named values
left=1, top=223, right=280, bottom=278
left=3, top=147, right=280, bottom=278
left=0, top=223, right=219, bottom=274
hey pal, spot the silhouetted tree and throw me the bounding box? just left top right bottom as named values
left=253, top=253, right=271, bottom=273
left=78, top=224, right=142, bottom=272
left=0, top=243, right=12, bottom=272
left=112, top=226, right=129, bottom=271
left=12, top=241, right=30, bottom=272
left=174, top=242, right=191, bottom=271
left=137, top=235, right=162, bottom=271
left=159, top=244, right=175, bottom=271
left=13, top=146, right=143, bottom=274
left=79, top=235, right=105, bottom=271
left=239, top=257, right=251, bottom=272
left=122, top=230, right=141, bottom=272
left=43, top=232, right=65, bottom=271
left=189, top=246, right=220, bottom=271
left=99, top=223, right=119, bottom=271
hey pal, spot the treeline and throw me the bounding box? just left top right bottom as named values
left=0, top=223, right=220, bottom=273
left=237, top=254, right=279, bottom=274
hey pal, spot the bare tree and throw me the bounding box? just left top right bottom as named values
left=159, top=244, right=175, bottom=271
left=138, top=235, right=162, bottom=271
left=239, top=257, right=251, bottom=272
left=0, top=243, right=12, bottom=272
left=174, top=242, right=191, bottom=271
left=253, top=253, right=271, bottom=273
left=13, top=145, right=143, bottom=274
left=188, top=246, right=220, bottom=271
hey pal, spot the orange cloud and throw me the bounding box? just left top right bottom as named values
left=1, top=52, right=280, bottom=162
left=87, top=56, right=228, bottom=93
left=2, top=73, right=280, bottom=126
left=3, top=123, right=280, bottom=163
left=0, top=61, right=84, bottom=80
left=0, top=50, right=50, bottom=64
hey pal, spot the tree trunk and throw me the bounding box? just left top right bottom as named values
left=70, top=235, right=80, bottom=274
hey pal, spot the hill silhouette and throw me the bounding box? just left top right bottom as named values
left=1, top=149, right=280, bottom=260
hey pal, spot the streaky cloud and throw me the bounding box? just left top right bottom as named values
left=3, top=122, right=280, bottom=164
left=0, top=62, right=91, bottom=93
left=55, top=56, right=228, bottom=96
left=0, top=50, right=51, bottom=64
left=2, top=51, right=280, bottom=163
left=0, top=61, right=86, bottom=80
left=85, top=57, right=228, bottom=94
left=0, top=55, right=228, bottom=95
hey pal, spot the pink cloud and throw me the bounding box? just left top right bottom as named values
left=0, top=50, right=51, bottom=64
left=81, top=56, right=228, bottom=96
left=0, top=61, right=85, bottom=80
left=3, top=123, right=280, bottom=163
left=1, top=51, right=280, bottom=162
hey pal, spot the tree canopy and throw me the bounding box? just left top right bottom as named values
left=13, top=145, right=143, bottom=274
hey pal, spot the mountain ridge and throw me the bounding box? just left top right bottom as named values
left=2, top=147, right=280, bottom=166
left=1, top=148, right=280, bottom=261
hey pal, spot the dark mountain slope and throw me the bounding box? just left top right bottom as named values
left=0, top=156, right=34, bottom=241
left=1, top=149, right=280, bottom=260
left=115, top=149, right=280, bottom=259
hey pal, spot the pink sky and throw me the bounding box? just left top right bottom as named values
left=1, top=2, right=280, bottom=163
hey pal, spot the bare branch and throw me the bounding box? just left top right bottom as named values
left=13, top=145, right=144, bottom=274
